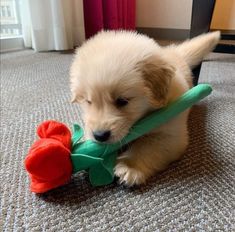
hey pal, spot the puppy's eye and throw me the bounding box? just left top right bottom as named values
left=115, top=97, right=129, bottom=107
left=86, top=100, right=92, bottom=104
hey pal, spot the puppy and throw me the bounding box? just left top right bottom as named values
left=70, top=31, right=220, bottom=186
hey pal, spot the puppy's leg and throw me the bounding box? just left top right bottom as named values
left=115, top=113, right=189, bottom=186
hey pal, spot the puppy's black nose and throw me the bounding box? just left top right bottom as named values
left=93, top=130, right=111, bottom=142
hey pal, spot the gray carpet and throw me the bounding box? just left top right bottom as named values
left=1, top=50, right=235, bottom=231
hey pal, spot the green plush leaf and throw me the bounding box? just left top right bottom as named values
left=102, top=151, right=117, bottom=176
left=71, top=153, right=103, bottom=173
left=71, top=124, right=84, bottom=147
left=89, top=163, right=113, bottom=186
left=89, top=152, right=117, bottom=186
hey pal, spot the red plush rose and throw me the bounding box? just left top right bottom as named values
left=37, top=120, right=71, bottom=149
left=25, top=120, right=72, bottom=193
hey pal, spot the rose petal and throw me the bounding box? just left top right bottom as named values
left=37, top=120, right=71, bottom=149
left=25, top=138, right=72, bottom=193
left=29, top=173, right=71, bottom=193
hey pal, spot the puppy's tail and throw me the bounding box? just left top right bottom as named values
left=176, top=31, right=220, bottom=68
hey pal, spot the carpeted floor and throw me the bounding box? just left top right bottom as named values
left=1, top=50, right=234, bottom=231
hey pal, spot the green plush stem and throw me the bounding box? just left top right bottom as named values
left=71, top=84, right=212, bottom=186
left=124, top=84, right=212, bottom=143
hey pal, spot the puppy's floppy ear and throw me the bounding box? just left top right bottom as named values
left=70, top=89, right=83, bottom=103
left=70, top=58, right=84, bottom=103
left=71, top=93, right=79, bottom=103
left=70, top=73, right=84, bottom=103
left=70, top=78, right=84, bottom=103
left=140, top=55, right=175, bottom=108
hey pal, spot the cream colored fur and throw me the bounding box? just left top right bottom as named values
left=70, top=30, right=220, bottom=186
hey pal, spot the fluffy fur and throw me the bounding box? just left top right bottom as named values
left=70, top=30, right=220, bottom=186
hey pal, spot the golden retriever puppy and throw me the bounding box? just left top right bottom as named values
left=70, top=31, right=220, bottom=186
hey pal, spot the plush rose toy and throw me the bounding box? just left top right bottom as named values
left=25, top=121, right=73, bottom=193
left=25, top=84, right=212, bottom=193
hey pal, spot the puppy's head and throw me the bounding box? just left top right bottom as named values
left=70, top=32, right=174, bottom=143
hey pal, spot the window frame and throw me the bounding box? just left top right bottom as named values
left=0, top=0, right=24, bottom=52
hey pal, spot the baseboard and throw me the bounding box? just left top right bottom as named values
left=214, top=44, right=235, bottom=54
left=136, top=27, right=190, bottom=40
left=0, top=37, right=25, bottom=53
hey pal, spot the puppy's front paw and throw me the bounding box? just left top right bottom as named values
left=114, top=160, right=146, bottom=186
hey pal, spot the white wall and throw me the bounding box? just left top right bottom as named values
left=136, top=0, right=193, bottom=29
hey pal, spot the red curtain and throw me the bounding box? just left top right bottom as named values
left=83, top=0, right=136, bottom=39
